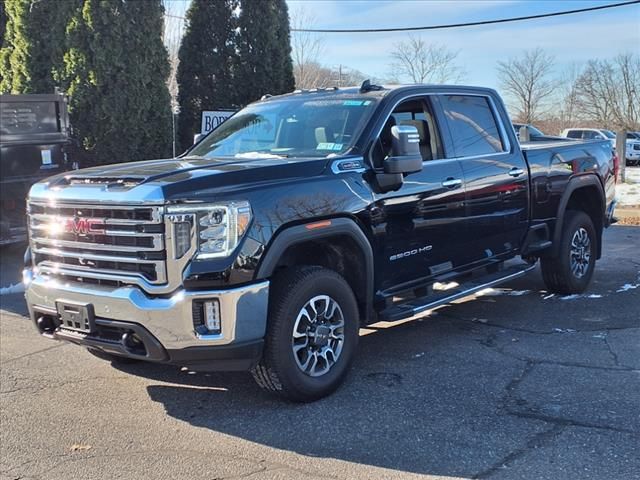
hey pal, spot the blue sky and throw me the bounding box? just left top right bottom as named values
left=285, top=0, right=640, bottom=89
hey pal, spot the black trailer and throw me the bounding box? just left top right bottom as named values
left=0, top=93, right=75, bottom=245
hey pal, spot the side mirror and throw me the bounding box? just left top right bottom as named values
left=193, top=133, right=206, bottom=145
left=383, top=125, right=423, bottom=174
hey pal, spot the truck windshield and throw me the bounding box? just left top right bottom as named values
left=188, top=96, right=378, bottom=159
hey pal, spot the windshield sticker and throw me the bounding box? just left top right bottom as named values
left=317, top=142, right=344, bottom=151
left=343, top=100, right=364, bottom=106
left=363, top=100, right=372, bottom=106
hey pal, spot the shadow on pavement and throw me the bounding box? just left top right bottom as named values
left=114, top=307, right=554, bottom=478
left=0, top=293, right=28, bottom=316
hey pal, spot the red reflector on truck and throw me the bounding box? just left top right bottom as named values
left=305, top=220, right=332, bottom=230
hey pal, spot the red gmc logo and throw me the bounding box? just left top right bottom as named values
left=64, top=217, right=106, bottom=235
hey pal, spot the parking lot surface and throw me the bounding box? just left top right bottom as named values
left=1, top=226, right=639, bottom=480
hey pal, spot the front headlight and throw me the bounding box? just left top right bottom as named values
left=167, top=201, right=252, bottom=259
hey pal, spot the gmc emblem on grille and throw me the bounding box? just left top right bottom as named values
left=65, top=217, right=106, bottom=235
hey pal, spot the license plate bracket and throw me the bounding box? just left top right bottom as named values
left=55, top=301, right=96, bottom=333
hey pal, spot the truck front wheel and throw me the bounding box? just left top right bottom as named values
left=541, top=210, right=596, bottom=294
left=251, top=266, right=359, bottom=402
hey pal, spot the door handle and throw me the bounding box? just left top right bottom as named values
left=508, top=167, right=525, bottom=177
left=441, top=178, right=462, bottom=188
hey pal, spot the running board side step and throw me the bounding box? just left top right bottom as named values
left=379, top=263, right=536, bottom=322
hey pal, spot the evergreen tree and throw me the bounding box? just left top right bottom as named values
left=273, top=0, right=295, bottom=94
left=1, top=2, right=7, bottom=46
left=62, top=0, right=172, bottom=164
left=234, top=0, right=295, bottom=107
left=176, top=0, right=237, bottom=152
left=0, top=0, right=78, bottom=93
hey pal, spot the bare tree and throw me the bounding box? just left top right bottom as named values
left=575, top=53, right=640, bottom=130
left=290, top=6, right=327, bottom=89
left=497, top=48, right=556, bottom=123
left=557, top=63, right=583, bottom=129
left=389, top=35, right=465, bottom=84
left=162, top=0, right=185, bottom=111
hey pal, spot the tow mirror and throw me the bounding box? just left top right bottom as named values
left=383, top=125, right=423, bottom=174
left=193, top=133, right=206, bottom=145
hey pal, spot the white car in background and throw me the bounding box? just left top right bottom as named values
left=561, top=128, right=617, bottom=149
left=561, top=128, right=640, bottom=166
left=625, top=132, right=640, bottom=166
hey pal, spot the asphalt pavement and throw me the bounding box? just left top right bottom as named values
left=1, top=226, right=639, bottom=480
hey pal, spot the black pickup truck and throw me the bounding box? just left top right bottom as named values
left=24, top=83, right=617, bottom=401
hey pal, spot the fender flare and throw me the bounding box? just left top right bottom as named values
left=552, top=174, right=605, bottom=258
left=256, top=217, right=374, bottom=318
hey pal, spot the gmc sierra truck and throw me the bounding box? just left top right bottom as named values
left=24, top=83, right=617, bottom=401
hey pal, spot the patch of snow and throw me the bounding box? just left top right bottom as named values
left=592, top=333, right=607, bottom=339
left=559, top=294, right=581, bottom=301
left=471, top=317, right=489, bottom=324
left=553, top=328, right=577, bottom=333
left=543, top=293, right=555, bottom=300
left=618, top=166, right=640, bottom=206
left=412, top=352, right=425, bottom=358
left=0, top=283, right=24, bottom=295
left=616, top=283, right=639, bottom=293
left=587, top=294, right=603, bottom=299
left=477, top=288, right=500, bottom=296
left=477, top=288, right=530, bottom=297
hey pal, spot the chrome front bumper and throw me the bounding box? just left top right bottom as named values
left=24, top=271, right=269, bottom=368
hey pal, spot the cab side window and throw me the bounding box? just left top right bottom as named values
left=566, top=130, right=583, bottom=139
left=371, top=97, right=443, bottom=168
left=439, top=95, right=505, bottom=157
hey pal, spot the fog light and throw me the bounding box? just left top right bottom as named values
left=204, top=300, right=221, bottom=333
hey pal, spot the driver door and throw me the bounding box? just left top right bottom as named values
left=366, top=96, right=467, bottom=294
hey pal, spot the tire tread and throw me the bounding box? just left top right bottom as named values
left=251, top=266, right=357, bottom=401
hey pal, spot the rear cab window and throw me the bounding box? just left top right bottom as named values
left=438, top=95, right=506, bottom=158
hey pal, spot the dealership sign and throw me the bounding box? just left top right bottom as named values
left=201, top=110, right=235, bottom=134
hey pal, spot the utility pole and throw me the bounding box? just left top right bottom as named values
left=172, top=105, right=180, bottom=158
left=616, top=130, right=626, bottom=183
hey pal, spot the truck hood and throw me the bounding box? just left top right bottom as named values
left=31, top=155, right=330, bottom=204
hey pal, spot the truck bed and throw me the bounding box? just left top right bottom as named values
left=519, top=137, right=599, bottom=150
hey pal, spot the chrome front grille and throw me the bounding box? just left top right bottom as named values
left=28, top=202, right=167, bottom=286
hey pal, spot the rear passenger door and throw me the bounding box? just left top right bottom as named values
left=435, top=93, right=529, bottom=265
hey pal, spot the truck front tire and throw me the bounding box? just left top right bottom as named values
left=252, top=266, right=359, bottom=402
left=541, top=210, right=596, bottom=294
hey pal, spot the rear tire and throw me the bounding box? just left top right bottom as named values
left=251, top=266, right=359, bottom=402
left=541, top=210, right=596, bottom=294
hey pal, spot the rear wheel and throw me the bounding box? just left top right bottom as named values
left=251, top=266, right=359, bottom=402
left=541, top=210, right=596, bottom=294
